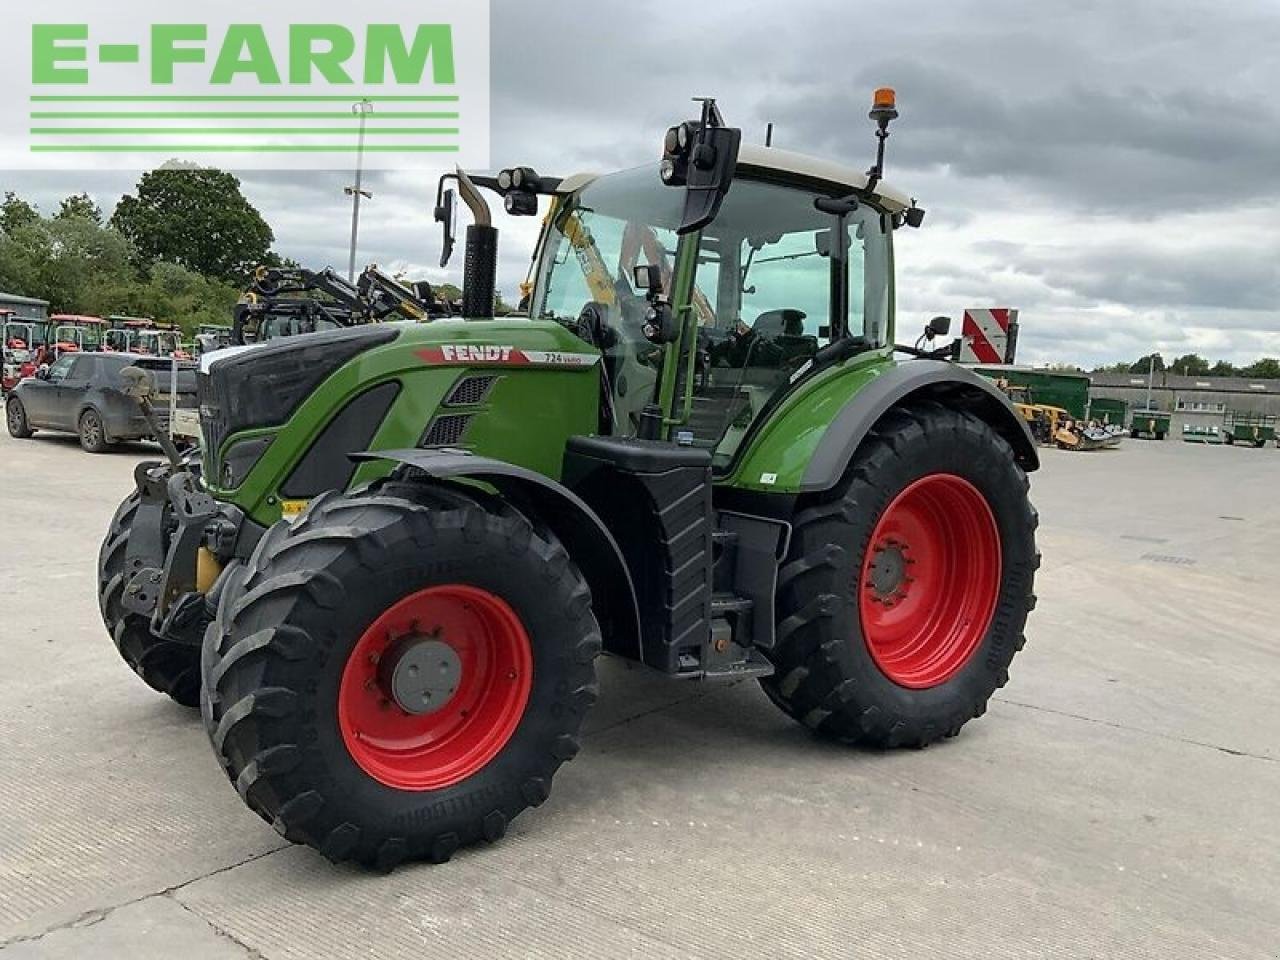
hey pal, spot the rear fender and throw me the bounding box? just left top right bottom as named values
left=352, top=449, right=644, bottom=664
left=801, top=361, right=1040, bottom=493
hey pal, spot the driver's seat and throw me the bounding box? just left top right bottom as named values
left=753, top=309, right=818, bottom=367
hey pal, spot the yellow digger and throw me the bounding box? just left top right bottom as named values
left=998, top=381, right=1110, bottom=451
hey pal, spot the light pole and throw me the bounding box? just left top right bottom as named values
left=345, top=99, right=375, bottom=282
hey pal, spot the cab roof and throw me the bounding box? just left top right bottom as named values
left=558, top=144, right=915, bottom=214
left=734, top=144, right=913, bottom=213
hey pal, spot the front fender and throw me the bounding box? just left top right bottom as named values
left=352, top=449, right=644, bottom=663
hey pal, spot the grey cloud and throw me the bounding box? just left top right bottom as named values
left=3, top=0, right=1278, bottom=364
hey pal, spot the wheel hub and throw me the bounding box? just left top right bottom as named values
left=379, top=634, right=462, bottom=716
left=866, top=540, right=912, bottom=605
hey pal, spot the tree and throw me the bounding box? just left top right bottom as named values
left=111, top=167, right=274, bottom=283
left=1169, top=353, right=1210, bottom=376
left=0, top=203, right=240, bottom=332
left=1128, top=353, right=1165, bottom=374
left=1241, top=357, right=1280, bottom=380
left=1209, top=360, right=1237, bottom=377
left=55, top=193, right=103, bottom=224
left=1, top=192, right=39, bottom=236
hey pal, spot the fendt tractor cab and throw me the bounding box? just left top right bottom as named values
left=98, top=92, right=1039, bottom=870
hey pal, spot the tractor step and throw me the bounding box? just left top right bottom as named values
left=710, top=592, right=753, bottom=616
left=700, top=648, right=775, bottom=680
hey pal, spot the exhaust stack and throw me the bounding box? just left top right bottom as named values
left=456, top=169, right=497, bottom=318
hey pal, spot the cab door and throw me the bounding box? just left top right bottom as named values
left=53, top=355, right=95, bottom=430
left=20, top=354, right=75, bottom=427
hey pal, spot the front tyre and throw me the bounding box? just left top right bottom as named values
left=202, top=484, right=601, bottom=870
left=762, top=403, right=1039, bottom=748
left=98, top=490, right=201, bottom=707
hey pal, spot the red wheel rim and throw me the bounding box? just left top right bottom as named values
left=858, top=474, right=1001, bottom=689
left=338, top=584, right=533, bottom=791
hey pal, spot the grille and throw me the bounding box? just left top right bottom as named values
left=444, top=374, right=499, bottom=407
left=197, top=371, right=227, bottom=476
left=420, top=414, right=473, bottom=448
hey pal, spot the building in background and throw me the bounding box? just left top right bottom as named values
left=0, top=292, right=50, bottom=324
left=1090, top=372, right=1280, bottom=432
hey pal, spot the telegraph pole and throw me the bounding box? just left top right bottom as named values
left=345, top=99, right=375, bottom=282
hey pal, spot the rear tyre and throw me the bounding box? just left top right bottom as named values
left=97, top=491, right=201, bottom=707
left=6, top=397, right=34, bottom=438
left=201, top=482, right=601, bottom=870
left=761, top=403, right=1039, bottom=748
left=79, top=408, right=111, bottom=453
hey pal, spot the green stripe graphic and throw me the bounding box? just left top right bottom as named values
left=31, top=111, right=459, bottom=120
left=30, top=95, right=459, bottom=102
left=30, top=144, right=461, bottom=153
left=31, top=127, right=460, bottom=136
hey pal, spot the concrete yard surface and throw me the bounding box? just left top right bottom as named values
left=1, top=427, right=1277, bottom=958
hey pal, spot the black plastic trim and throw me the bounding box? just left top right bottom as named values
left=221, top=435, right=274, bottom=489
left=281, top=381, right=401, bottom=498
left=202, top=324, right=398, bottom=442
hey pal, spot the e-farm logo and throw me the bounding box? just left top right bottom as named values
left=4, top=1, right=490, bottom=170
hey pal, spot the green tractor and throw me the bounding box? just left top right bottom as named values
left=98, top=92, right=1039, bottom=870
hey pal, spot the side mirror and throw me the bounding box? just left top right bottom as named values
left=119, top=365, right=157, bottom=401
left=36, top=365, right=50, bottom=380
left=633, top=264, right=662, bottom=296
left=929, top=315, right=951, bottom=338
left=434, top=187, right=457, bottom=268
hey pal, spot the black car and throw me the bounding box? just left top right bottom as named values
left=5, top=352, right=198, bottom=453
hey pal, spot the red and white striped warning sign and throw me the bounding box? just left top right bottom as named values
left=960, top=308, right=1018, bottom=364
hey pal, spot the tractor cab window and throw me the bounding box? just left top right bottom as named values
left=533, top=165, right=702, bottom=434
left=533, top=165, right=891, bottom=460
left=691, top=179, right=891, bottom=464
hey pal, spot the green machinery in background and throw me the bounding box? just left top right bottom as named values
left=1129, top=408, right=1171, bottom=440
left=973, top=366, right=1091, bottom=420
left=1182, top=423, right=1225, bottom=444
left=1223, top=410, right=1277, bottom=448
left=1089, top=397, right=1128, bottom=429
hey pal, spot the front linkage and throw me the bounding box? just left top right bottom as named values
left=98, top=369, right=259, bottom=704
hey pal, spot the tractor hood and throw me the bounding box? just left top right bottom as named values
left=199, top=318, right=602, bottom=524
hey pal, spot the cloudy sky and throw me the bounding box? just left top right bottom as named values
left=6, top=0, right=1279, bottom=368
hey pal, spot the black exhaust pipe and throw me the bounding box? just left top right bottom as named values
left=456, top=169, right=497, bottom=319
left=461, top=223, right=497, bottom=318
